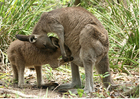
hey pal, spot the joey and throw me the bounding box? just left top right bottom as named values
left=7, top=36, right=71, bottom=88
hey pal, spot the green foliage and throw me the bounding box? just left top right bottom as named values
left=101, top=72, right=110, bottom=79
left=45, top=88, right=48, bottom=98
left=44, top=65, right=54, bottom=81
left=77, top=89, right=84, bottom=97
left=68, top=90, right=77, bottom=97
left=94, top=72, right=110, bottom=79
left=15, top=93, right=19, bottom=98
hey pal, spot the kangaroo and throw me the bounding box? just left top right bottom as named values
left=16, top=7, right=117, bottom=93
left=7, top=35, right=71, bottom=88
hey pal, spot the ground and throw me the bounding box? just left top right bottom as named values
left=0, top=62, right=139, bottom=98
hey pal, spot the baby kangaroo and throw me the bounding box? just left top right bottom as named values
left=7, top=35, right=72, bottom=88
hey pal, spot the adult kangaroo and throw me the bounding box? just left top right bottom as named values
left=16, top=7, right=117, bottom=93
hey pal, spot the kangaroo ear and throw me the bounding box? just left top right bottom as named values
left=29, top=35, right=40, bottom=43
left=29, top=35, right=36, bottom=43
left=16, top=34, right=39, bottom=43
left=16, top=34, right=30, bottom=41
left=49, top=36, right=59, bottom=48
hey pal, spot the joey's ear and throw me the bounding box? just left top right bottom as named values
left=28, top=35, right=40, bottom=43
left=16, top=34, right=30, bottom=41
left=16, top=34, right=39, bottom=43
left=49, top=36, right=59, bottom=48
left=29, top=35, right=37, bottom=43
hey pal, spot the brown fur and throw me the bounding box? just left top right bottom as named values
left=7, top=37, right=71, bottom=88
left=16, top=7, right=117, bottom=92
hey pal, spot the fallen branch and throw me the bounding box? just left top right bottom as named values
left=0, top=88, right=38, bottom=98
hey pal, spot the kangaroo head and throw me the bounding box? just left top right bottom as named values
left=16, top=34, right=59, bottom=51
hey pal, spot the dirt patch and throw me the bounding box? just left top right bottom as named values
left=0, top=62, right=139, bottom=98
